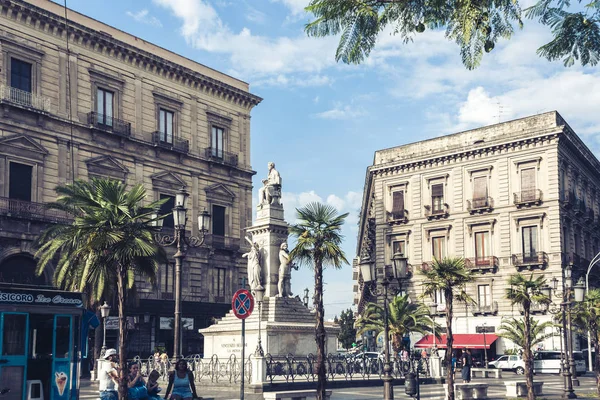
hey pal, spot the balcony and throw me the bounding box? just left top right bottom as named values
left=585, top=209, right=595, bottom=223
left=512, top=251, right=548, bottom=270
left=386, top=209, right=408, bottom=224
left=574, top=199, right=586, bottom=216
left=204, top=234, right=240, bottom=251
left=88, top=112, right=132, bottom=137
left=472, top=301, right=498, bottom=316
left=560, top=191, right=574, bottom=208
left=465, top=256, right=499, bottom=273
left=0, top=197, right=71, bottom=224
left=517, top=301, right=548, bottom=314
left=152, top=131, right=189, bottom=153
left=204, top=147, right=239, bottom=167
left=467, top=197, right=494, bottom=213
left=424, top=203, right=449, bottom=220
left=513, top=189, right=543, bottom=207
left=0, top=85, right=51, bottom=113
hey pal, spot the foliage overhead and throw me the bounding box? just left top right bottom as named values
left=498, top=316, right=556, bottom=350
left=305, top=0, right=600, bottom=69
left=420, top=257, right=475, bottom=304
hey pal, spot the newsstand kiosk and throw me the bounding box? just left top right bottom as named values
left=0, top=284, right=85, bottom=400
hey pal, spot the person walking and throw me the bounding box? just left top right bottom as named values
left=164, top=359, right=199, bottom=400
left=98, top=349, right=119, bottom=400
left=461, top=348, right=472, bottom=383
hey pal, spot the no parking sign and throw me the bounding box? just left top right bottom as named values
left=232, top=289, right=254, bottom=319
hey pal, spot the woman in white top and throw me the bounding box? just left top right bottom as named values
left=99, top=349, right=119, bottom=400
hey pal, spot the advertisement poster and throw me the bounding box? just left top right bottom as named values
left=52, top=360, right=70, bottom=400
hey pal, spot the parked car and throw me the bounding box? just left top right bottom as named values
left=533, top=351, right=586, bottom=375
left=487, top=354, right=525, bottom=374
left=347, top=352, right=383, bottom=374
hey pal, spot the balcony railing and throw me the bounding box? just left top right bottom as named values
left=472, top=301, right=498, bottom=316
left=0, top=197, right=71, bottom=224
left=512, top=251, right=548, bottom=270
left=560, top=191, right=574, bottom=208
left=513, top=189, right=543, bottom=206
left=585, top=208, right=595, bottom=223
left=424, top=203, right=449, bottom=219
left=517, top=301, right=548, bottom=314
left=466, top=197, right=494, bottom=213
left=152, top=132, right=189, bottom=153
left=204, top=147, right=239, bottom=167
left=465, top=256, right=499, bottom=272
left=0, top=85, right=51, bottom=112
left=203, top=235, right=240, bottom=251
left=574, top=199, right=586, bottom=216
left=386, top=209, right=408, bottom=224
left=88, top=112, right=132, bottom=137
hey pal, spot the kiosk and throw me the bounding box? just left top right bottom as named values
left=0, top=284, right=85, bottom=400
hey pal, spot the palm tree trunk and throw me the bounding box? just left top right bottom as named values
left=523, top=308, right=534, bottom=400
left=314, top=259, right=327, bottom=400
left=117, top=268, right=129, bottom=400
left=445, top=289, right=454, bottom=400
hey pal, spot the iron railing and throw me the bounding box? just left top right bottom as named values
left=512, top=252, right=548, bottom=269
left=471, top=301, right=498, bottom=315
left=424, top=203, right=449, bottom=219
left=585, top=208, right=595, bottom=223
left=152, top=131, right=189, bottom=153
left=517, top=301, right=548, bottom=314
left=574, top=199, right=586, bottom=216
left=0, top=197, right=71, bottom=224
left=465, top=256, right=499, bottom=271
left=0, top=85, right=51, bottom=112
left=88, top=112, right=131, bottom=137
left=466, top=197, right=494, bottom=213
left=204, top=147, right=239, bottom=167
left=203, top=235, right=240, bottom=251
left=513, top=189, right=543, bottom=205
left=386, top=209, right=408, bottom=223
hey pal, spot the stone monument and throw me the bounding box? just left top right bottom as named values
left=199, top=162, right=340, bottom=369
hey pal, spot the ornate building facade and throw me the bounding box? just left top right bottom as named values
left=354, top=112, right=600, bottom=354
left=0, top=0, right=261, bottom=356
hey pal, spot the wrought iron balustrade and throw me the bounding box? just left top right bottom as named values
left=424, top=203, right=449, bottom=219
left=471, top=301, right=498, bottom=315
left=203, top=234, right=240, bottom=251
left=512, top=251, right=548, bottom=270
left=513, top=189, right=543, bottom=206
left=465, top=256, right=498, bottom=272
left=204, top=147, right=239, bottom=167
left=0, top=85, right=51, bottom=112
left=88, top=111, right=131, bottom=137
left=517, top=301, right=548, bottom=314
left=386, top=209, right=408, bottom=223
left=152, top=131, right=189, bottom=153
left=0, top=197, right=71, bottom=224
left=574, top=199, right=586, bottom=216
left=467, top=197, right=494, bottom=213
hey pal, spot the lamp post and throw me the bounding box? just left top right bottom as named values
left=428, top=303, right=438, bottom=356
left=482, top=322, right=488, bottom=368
left=584, top=253, right=600, bottom=371
left=100, top=302, right=111, bottom=356
left=360, top=252, right=408, bottom=400
left=152, top=187, right=210, bottom=360
left=253, top=286, right=265, bottom=356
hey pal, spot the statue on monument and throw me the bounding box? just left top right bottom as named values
left=277, top=242, right=298, bottom=298
left=242, top=236, right=262, bottom=291
left=258, top=162, right=282, bottom=206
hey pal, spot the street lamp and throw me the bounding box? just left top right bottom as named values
left=482, top=322, right=488, bottom=368
left=584, top=253, right=600, bottom=371
left=152, top=187, right=210, bottom=360
left=428, top=303, right=438, bottom=356
left=253, top=286, right=265, bottom=356
left=360, top=252, right=408, bottom=400
left=100, top=302, right=111, bottom=356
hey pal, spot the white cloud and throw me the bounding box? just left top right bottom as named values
left=270, top=0, right=310, bottom=16
left=125, top=9, right=162, bottom=27
left=314, top=103, right=367, bottom=120
left=313, top=96, right=320, bottom=104
left=253, top=74, right=332, bottom=88
left=245, top=5, right=266, bottom=24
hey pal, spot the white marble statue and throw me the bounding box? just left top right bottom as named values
left=277, top=242, right=297, bottom=297
left=242, top=237, right=262, bottom=291
left=258, top=162, right=282, bottom=205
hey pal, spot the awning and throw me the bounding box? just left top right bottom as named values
left=414, top=334, right=498, bottom=349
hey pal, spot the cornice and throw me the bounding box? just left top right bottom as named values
left=1, top=0, right=263, bottom=110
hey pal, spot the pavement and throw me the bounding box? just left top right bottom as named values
left=80, top=372, right=600, bottom=399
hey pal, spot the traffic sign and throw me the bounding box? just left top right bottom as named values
left=232, top=289, right=254, bottom=319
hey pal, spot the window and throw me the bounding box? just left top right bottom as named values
left=478, top=284, right=491, bottom=307
left=213, top=268, right=225, bottom=299
left=391, top=190, right=405, bottom=219
left=96, top=88, right=114, bottom=126
left=392, top=240, right=406, bottom=257
left=159, top=194, right=175, bottom=229
left=161, top=262, right=175, bottom=296
left=432, top=236, right=445, bottom=260
left=11, top=58, right=32, bottom=93
left=472, top=176, right=488, bottom=207
left=521, top=167, right=536, bottom=201
left=211, top=127, right=224, bottom=158
left=158, top=109, right=174, bottom=144
left=574, top=232, right=581, bottom=254
left=9, top=162, right=32, bottom=202
left=475, top=231, right=490, bottom=264
left=431, top=183, right=444, bottom=212
left=563, top=226, right=569, bottom=251
left=212, top=205, right=226, bottom=236
left=433, top=289, right=445, bottom=305
left=522, top=226, right=538, bottom=261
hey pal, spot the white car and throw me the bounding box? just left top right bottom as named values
left=488, top=355, right=525, bottom=374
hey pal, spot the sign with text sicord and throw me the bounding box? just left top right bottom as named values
left=0, top=286, right=84, bottom=307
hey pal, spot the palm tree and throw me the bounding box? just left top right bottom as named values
left=571, top=288, right=600, bottom=395
left=498, top=317, right=555, bottom=374
left=420, top=257, right=474, bottom=400
left=289, top=202, right=349, bottom=400
left=356, top=295, right=436, bottom=353
left=505, top=273, right=551, bottom=400
left=34, top=178, right=166, bottom=400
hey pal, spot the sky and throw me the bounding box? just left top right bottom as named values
left=60, top=0, right=600, bottom=320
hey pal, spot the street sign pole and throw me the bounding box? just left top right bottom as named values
left=232, top=288, right=254, bottom=400
left=241, top=318, right=245, bottom=400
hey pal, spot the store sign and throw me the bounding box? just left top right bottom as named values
left=0, top=287, right=84, bottom=307
left=160, top=317, right=194, bottom=330
left=105, top=316, right=135, bottom=330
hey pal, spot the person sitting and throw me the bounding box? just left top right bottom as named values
left=164, top=359, right=199, bottom=400
left=127, top=362, right=148, bottom=400
left=147, top=370, right=162, bottom=400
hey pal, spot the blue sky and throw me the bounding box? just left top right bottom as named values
left=62, top=0, right=600, bottom=319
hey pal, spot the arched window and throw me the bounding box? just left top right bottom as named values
left=0, top=254, right=47, bottom=285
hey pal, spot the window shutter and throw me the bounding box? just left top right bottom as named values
left=473, top=176, right=487, bottom=199
left=521, top=168, right=535, bottom=191
left=392, top=191, right=404, bottom=213
left=431, top=183, right=443, bottom=197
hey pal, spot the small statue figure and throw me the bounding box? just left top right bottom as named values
left=258, top=162, right=282, bottom=206
left=277, top=242, right=298, bottom=297
left=242, top=236, right=262, bottom=291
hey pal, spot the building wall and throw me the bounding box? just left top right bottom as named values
left=0, top=0, right=261, bottom=356
left=354, top=112, right=600, bottom=354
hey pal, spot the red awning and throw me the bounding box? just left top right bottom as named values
left=414, top=334, right=498, bottom=350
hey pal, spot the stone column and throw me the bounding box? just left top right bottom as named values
left=430, top=355, right=442, bottom=379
